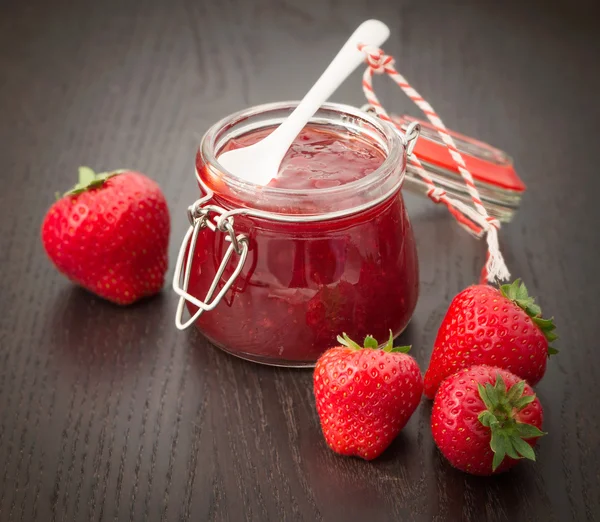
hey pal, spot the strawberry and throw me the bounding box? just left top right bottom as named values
left=41, top=166, right=170, bottom=305
left=423, top=280, right=558, bottom=399
left=431, top=365, right=545, bottom=475
left=313, top=332, right=423, bottom=460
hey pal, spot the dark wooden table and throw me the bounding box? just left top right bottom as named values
left=1, top=0, right=599, bottom=520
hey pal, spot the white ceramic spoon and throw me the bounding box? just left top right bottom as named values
left=217, top=19, right=390, bottom=186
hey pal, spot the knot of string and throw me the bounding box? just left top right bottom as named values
left=358, top=44, right=395, bottom=74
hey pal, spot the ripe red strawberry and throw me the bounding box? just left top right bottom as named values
left=41, top=166, right=170, bottom=305
left=432, top=365, right=545, bottom=475
left=313, top=332, right=423, bottom=460
left=423, top=280, right=558, bottom=399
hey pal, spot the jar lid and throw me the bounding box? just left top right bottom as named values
left=392, top=115, right=525, bottom=222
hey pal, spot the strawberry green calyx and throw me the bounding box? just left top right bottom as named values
left=382, top=329, right=411, bottom=353
left=63, top=166, right=127, bottom=197
left=337, top=330, right=411, bottom=353
left=337, top=333, right=363, bottom=350
left=477, top=374, right=546, bottom=471
left=499, top=279, right=558, bottom=355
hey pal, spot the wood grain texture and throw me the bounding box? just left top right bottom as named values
left=1, top=0, right=599, bottom=520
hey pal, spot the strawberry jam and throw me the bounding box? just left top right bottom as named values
left=224, top=127, right=386, bottom=190
left=187, top=103, right=419, bottom=366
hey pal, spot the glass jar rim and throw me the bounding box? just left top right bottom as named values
left=198, top=101, right=407, bottom=216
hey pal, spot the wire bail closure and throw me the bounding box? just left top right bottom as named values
left=360, top=103, right=420, bottom=158
left=173, top=198, right=249, bottom=330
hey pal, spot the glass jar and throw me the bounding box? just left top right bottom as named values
left=173, top=101, right=420, bottom=367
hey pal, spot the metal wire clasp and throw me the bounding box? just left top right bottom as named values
left=173, top=198, right=249, bottom=330
left=404, top=121, right=420, bottom=157
left=359, top=104, right=420, bottom=157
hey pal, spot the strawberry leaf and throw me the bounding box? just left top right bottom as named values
left=495, top=373, right=506, bottom=395
left=478, top=410, right=497, bottom=428
left=511, top=437, right=536, bottom=461
left=506, top=380, right=525, bottom=403
left=78, top=166, right=96, bottom=185
left=504, top=438, right=520, bottom=460
left=492, top=451, right=505, bottom=471
left=337, top=333, right=362, bottom=351
left=489, top=431, right=503, bottom=454
left=502, top=279, right=526, bottom=302
left=485, top=382, right=500, bottom=408
left=516, top=422, right=546, bottom=439
left=386, top=329, right=395, bottom=350
left=500, top=279, right=519, bottom=301
left=363, top=335, right=378, bottom=349
left=388, top=346, right=411, bottom=353
left=516, top=281, right=528, bottom=301
left=491, top=433, right=507, bottom=471
left=380, top=330, right=411, bottom=353
left=514, top=394, right=536, bottom=410
left=478, top=383, right=494, bottom=411
left=532, top=317, right=555, bottom=330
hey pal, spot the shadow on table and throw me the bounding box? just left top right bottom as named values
left=372, top=430, right=415, bottom=463
left=46, top=284, right=167, bottom=375
left=431, top=439, right=539, bottom=519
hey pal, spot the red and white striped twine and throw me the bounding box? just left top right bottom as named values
left=358, top=43, right=510, bottom=284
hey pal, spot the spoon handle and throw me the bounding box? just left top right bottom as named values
left=267, top=19, right=390, bottom=155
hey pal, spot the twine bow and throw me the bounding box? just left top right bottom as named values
left=358, top=43, right=510, bottom=284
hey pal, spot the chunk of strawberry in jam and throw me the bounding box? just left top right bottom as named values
left=306, top=281, right=368, bottom=345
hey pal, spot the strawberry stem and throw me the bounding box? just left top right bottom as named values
left=477, top=373, right=546, bottom=471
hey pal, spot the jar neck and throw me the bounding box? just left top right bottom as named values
left=197, top=101, right=407, bottom=219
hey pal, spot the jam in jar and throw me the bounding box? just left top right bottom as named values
left=174, top=102, right=419, bottom=367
